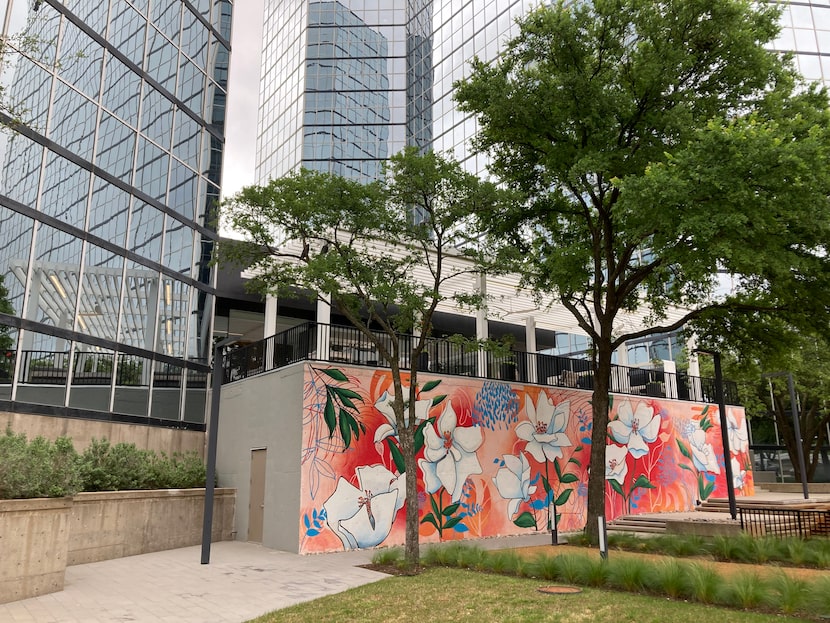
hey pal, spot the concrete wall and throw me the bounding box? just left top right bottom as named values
left=0, top=410, right=205, bottom=457
left=216, top=363, right=304, bottom=552
left=0, top=489, right=236, bottom=604
left=68, top=488, right=235, bottom=565
left=0, top=498, right=72, bottom=604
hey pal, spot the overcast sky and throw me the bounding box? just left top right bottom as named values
left=221, top=0, right=265, bottom=199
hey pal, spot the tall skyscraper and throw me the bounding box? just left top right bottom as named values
left=257, top=0, right=830, bottom=182
left=0, top=0, right=230, bottom=426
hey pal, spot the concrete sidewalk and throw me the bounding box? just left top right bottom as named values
left=0, top=534, right=553, bottom=623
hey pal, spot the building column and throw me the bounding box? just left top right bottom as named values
left=525, top=316, right=537, bottom=384
left=316, top=294, right=331, bottom=361
left=263, top=294, right=278, bottom=338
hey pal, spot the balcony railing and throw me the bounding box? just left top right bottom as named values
left=219, top=322, right=739, bottom=405
left=0, top=350, right=208, bottom=389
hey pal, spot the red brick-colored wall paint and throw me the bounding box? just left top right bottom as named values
left=297, top=364, right=752, bottom=553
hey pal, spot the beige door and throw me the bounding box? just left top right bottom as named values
left=248, top=448, right=267, bottom=543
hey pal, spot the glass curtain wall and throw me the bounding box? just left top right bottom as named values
left=0, top=0, right=230, bottom=424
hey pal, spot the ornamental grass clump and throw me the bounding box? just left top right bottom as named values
left=772, top=571, right=812, bottom=614
left=651, top=559, right=689, bottom=600
left=372, top=547, right=403, bottom=566
left=721, top=572, right=770, bottom=610
left=807, top=575, right=830, bottom=616
left=552, top=554, right=591, bottom=585
left=685, top=562, right=724, bottom=604
left=606, top=556, right=649, bottom=593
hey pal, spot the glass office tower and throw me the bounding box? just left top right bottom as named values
left=0, top=0, right=230, bottom=425
left=257, top=0, right=830, bottom=183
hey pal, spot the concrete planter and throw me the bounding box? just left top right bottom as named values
left=0, top=489, right=235, bottom=603
left=665, top=519, right=741, bottom=538
left=0, top=497, right=73, bottom=604
left=69, top=488, right=235, bottom=565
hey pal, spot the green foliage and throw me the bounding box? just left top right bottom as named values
left=219, top=148, right=509, bottom=566
left=148, top=451, right=207, bottom=489
left=0, top=429, right=81, bottom=498
left=653, top=559, right=690, bottom=600
left=772, top=571, right=811, bottom=614
left=456, top=0, right=830, bottom=540
left=606, top=557, right=649, bottom=592
left=371, top=547, right=404, bottom=566
left=78, top=439, right=206, bottom=491
left=78, top=439, right=153, bottom=491
left=0, top=431, right=206, bottom=498
left=722, top=572, right=772, bottom=610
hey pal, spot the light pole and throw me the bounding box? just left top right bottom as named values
left=762, top=371, right=809, bottom=500
left=201, top=336, right=237, bottom=564
left=693, top=349, right=737, bottom=520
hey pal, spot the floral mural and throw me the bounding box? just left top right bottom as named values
left=298, top=364, right=753, bottom=553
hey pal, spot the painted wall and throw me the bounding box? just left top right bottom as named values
left=216, top=364, right=305, bottom=551
left=298, top=364, right=753, bottom=554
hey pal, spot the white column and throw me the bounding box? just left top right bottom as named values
left=316, top=294, right=331, bottom=361
left=686, top=335, right=702, bottom=401
left=263, top=294, right=278, bottom=338
left=525, top=316, right=537, bottom=384
left=662, top=359, right=677, bottom=399
left=476, top=273, right=488, bottom=376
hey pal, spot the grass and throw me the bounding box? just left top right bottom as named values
left=593, top=531, right=830, bottom=569
left=248, top=567, right=808, bottom=623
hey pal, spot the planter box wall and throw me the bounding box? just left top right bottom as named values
left=0, top=498, right=72, bottom=604
left=0, top=489, right=235, bottom=604
left=68, top=488, right=235, bottom=565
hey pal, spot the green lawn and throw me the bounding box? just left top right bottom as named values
left=249, top=567, right=808, bottom=623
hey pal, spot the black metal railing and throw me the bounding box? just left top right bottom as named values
left=7, top=350, right=206, bottom=389
left=740, top=506, right=830, bottom=538
left=219, top=322, right=739, bottom=404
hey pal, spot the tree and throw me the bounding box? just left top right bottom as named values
left=218, top=148, right=502, bottom=565
left=694, top=315, right=830, bottom=483
left=455, top=0, right=830, bottom=541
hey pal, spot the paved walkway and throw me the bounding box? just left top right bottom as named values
left=0, top=535, right=552, bottom=623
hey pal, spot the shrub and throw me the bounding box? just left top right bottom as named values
left=148, top=451, right=207, bottom=488
left=0, top=429, right=81, bottom=498
left=78, top=439, right=153, bottom=491
left=79, top=441, right=208, bottom=491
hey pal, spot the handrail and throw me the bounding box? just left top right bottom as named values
left=219, top=321, right=740, bottom=405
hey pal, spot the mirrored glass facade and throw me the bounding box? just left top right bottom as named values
left=0, top=0, right=230, bottom=425
left=258, top=0, right=830, bottom=182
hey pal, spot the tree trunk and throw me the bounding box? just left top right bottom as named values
left=394, top=369, right=420, bottom=568
left=585, top=338, right=614, bottom=544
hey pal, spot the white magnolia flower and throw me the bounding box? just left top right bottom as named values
left=689, top=428, right=721, bottom=474
left=493, top=452, right=536, bottom=519
left=605, top=444, right=628, bottom=484
left=323, top=464, right=405, bottom=550
left=731, top=456, right=747, bottom=490
left=418, top=402, right=483, bottom=502
left=515, top=395, right=572, bottom=462
left=726, top=409, right=749, bottom=455
left=608, top=400, right=660, bottom=458
left=373, top=388, right=432, bottom=443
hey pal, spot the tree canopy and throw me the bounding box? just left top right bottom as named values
left=455, top=0, right=830, bottom=539
left=218, top=148, right=504, bottom=564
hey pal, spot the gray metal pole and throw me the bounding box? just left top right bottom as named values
left=786, top=372, right=810, bottom=500
left=711, top=352, right=737, bottom=520
left=201, top=337, right=235, bottom=564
